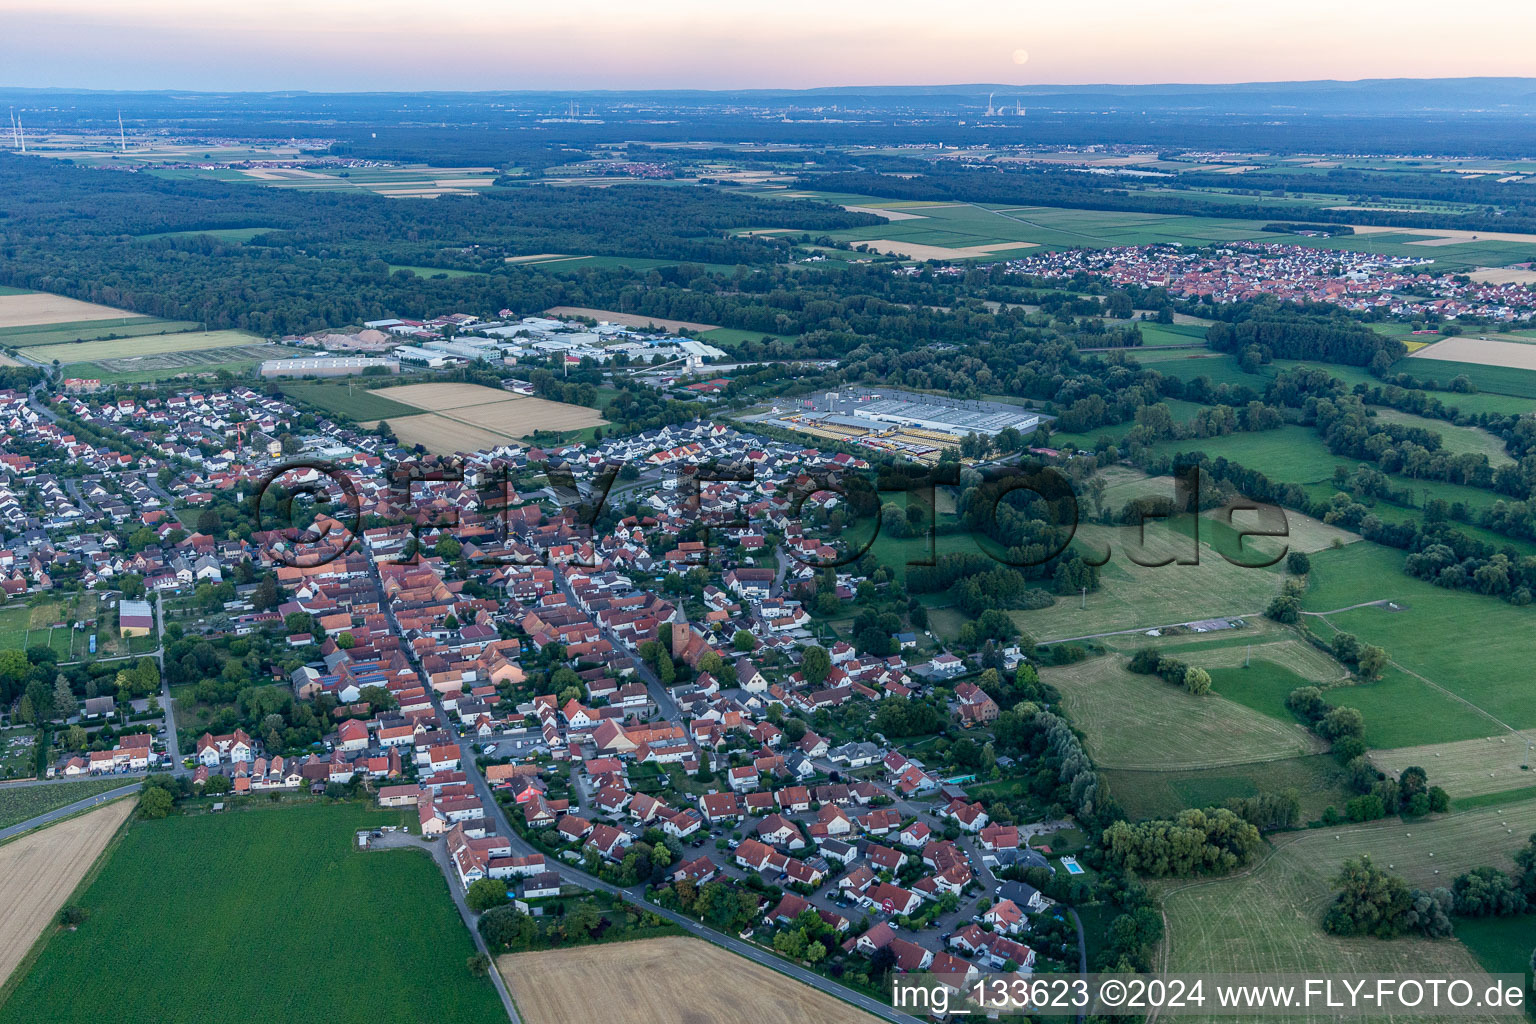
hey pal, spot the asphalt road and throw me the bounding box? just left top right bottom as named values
left=0, top=782, right=140, bottom=844
left=362, top=544, right=923, bottom=1024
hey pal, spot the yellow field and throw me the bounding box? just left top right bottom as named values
left=543, top=306, right=719, bottom=332
left=497, top=936, right=883, bottom=1024
left=0, top=293, right=141, bottom=329
left=1467, top=266, right=1536, bottom=286
left=380, top=382, right=514, bottom=411
left=1409, top=336, right=1536, bottom=370
left=854, top=239, right=1039, bottom=261
left=22, top=330, right=265, bottom=364
left=0, top=798, right=134, bottom=986
left=375, top=383, right=607, bottom=455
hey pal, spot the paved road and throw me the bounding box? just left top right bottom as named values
left=0, top=782, right=140, bottom=844
left=361, top=545, right=922, bottom=1024
left=368, top=832, right=522, bottom=1024
left=554, top=566, right=680, bottom=721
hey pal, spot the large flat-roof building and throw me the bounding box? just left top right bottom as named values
left=260, top=357, right=399, bottom=378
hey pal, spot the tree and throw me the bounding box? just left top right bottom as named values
left=139, top=786, right=174, bottom=819
left=1286, top=551, right=1311, bottom=576
left=1323, top=856, right=1411, bottom=938
left=1452, top=867, right=1526, bottom=918
left=466, top=878, right=509, bottom=912
left=801, top=645, right=831, bottom=686
left=435, top=535, right=462, bottom=559
left=733, top=630, right=756, bottom=653
left=253, top=575, right=280, bottom=611
left=1355, top=645, right=1388, bottom=680
left=203, top=773, right=232, bottom=795
left=335, top=631, right=356, bottom=650
left=467, top=952, right=491, bottom=976
left=51, top=673, right=76, bottom=721
left=1183, top=666, right=1211, bottom=696
left=15, top=692, right=34, bottom=725
left=63, top=724, right=87, bottom=751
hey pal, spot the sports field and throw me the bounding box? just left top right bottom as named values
left=1158, top=806, right=1536, bottom=1023
left=0, top=800, right=133, bottom=991
left=1040, top=654, right=1324, bottom=771
left=0, top=293, right=143, bottom=330
left=21, top=330, right=267, bottom=365
left=376, top=382, right=608, bottom=454
left=497, top=935, right=882, bottom=1024
left=0, top=802, right=503, bottom=1024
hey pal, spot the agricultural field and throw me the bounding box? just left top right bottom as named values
left=1103, top=754, right=1352, bottom=823
left=0, top=800, right=134, bottom=992
left=1039, top=653, right=1324, bottom=772
left=1146, top=425, right=1514, bottom=518
left=0, top=293, right=144, bottom=330
left=137, top=226, right=277, bottom=243
left=1157, top=807, right=1536, bottom=1024
left=278, top=380, right=423, bottom=421
left=0, top=317, right=202, bottom=350
left=1398, top=353, right=1536, bottom=399
left=1369, top=730, right=1536, bottom=801
left=497, top=935, right=883, bottom=1024
left=377, top=382, right=608, bottom=454
left=1302, top=543, right=1536, bottom=735
left=0, top=802, right=504, bottom=1024
left=543, top=306, right=719, bottom=332
left=1369, top=408, right=1514, bottom=466
left=0, top=779, right=135, bottom=831
left=20, top=330, right=268, bottom=365
left=1017, top=516, right=1292, bottom=643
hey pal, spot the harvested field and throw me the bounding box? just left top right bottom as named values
left=1409, top=336, right=1536, bottom=370
left=841, top=205, right=925, bottom=221
left=1467, top=265, right=1536, bottom=285
left=1158, top=810, right=1523, bottom=1024
left=1040, top=654, right=1323, bottom=771
left=21, top=331, right=267, bottom=364
left=854, top=238, right=1038, bottom=260
left=544, top=306, right=719, bottom=332
left=387, top=414, right=513, bottom=455
left=0, top=294, right=142, bottom=329
left=378, top=381, right=524, bottom=412
left=376, top=383, right=607, bottom=454
left=1369, top=731, right=1536, bottom=799
left=0, top=798, right=132, bottom=986
left=497, top=935, right=883, bottom=1024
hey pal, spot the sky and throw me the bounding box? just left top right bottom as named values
left=8, top=0, right=1536, bottom=92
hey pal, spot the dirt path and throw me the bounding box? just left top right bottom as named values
left=0, top=798, right=134, bottom=986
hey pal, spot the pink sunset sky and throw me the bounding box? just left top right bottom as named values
left=8, top=0, right=1535, bottom=91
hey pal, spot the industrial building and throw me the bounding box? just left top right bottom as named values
left=259, top=357, right=400, bottom=378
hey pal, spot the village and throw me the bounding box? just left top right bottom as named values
left=994, top=240, right=1536, bottom=322
left=0, top=366, right=1083, bottom=1006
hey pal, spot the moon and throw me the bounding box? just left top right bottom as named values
left=1012, top=49, right=1030, bottom=65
